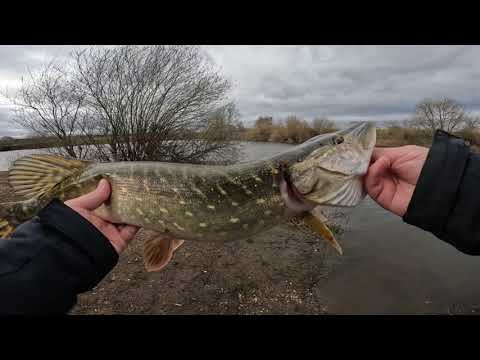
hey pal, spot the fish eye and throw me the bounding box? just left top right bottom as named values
left=333, top=136, right=344, bottom=145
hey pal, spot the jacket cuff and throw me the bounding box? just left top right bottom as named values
left=38, top=199, right=119, bottom=278
left=403, top=130, right=470, bottom=237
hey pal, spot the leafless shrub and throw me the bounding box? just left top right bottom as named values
left=8, top=46, right=240, bottom=164
left=411, top=98, right=466, bottom=133
left=312, top=117, right=337, bottom=134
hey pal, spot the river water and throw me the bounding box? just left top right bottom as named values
left=2, top=142, right=480, bottom=314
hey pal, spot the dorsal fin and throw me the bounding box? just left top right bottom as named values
left=7, top=154, right=91, bottom=199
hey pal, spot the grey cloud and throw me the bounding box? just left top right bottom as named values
left=0, top=45, right=82, bottom=76
left=203, top=45, right=480, bottom=124
left=0, top=107, right=26, bottom=137
left=1, top=45, right=480, bottom=135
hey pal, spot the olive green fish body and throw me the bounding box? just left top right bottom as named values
left=0, top=122, right=376, bottom=247
left=53, top=160, right=289, bottom=242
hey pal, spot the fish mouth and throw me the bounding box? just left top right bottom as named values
left=287, top=121, right=376, bottom=209
left=279, top=169, right=318, bottom=213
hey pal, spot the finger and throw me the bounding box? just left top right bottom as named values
left=67, top=179, right=111, bottom=211
left=371, top=147, right=393, bottom=161
left=365, top=156, right=391, bottom=195
left=119, top=225, right=140, bottom=242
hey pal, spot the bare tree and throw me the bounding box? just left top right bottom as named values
left=9, top=45, right=239, bottom=164
left=7, top=62, right=92, bottom=159
left=411, top=98, right=466, bottom=133
left=254, top=116, right=273, bottom=128
left=400, top=118, right=414, bottom=128
left=312, top=117, right=337, bottom=134
left=251, top=116, right=274, bottom=142
left=464, top=115, right=480, bottom=131
left=71, top=45, right=235, bottom=163
left=284, top=115, right=315, bottom=144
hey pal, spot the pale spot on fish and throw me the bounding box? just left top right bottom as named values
left=173, top=222, right=185, bottom=231
left=253, top=176, right=263, bottom=183
left=207, top=205, right=216, bottom=210
left=172, top=187, right=179, bottom=193
left=137, top=208, right=144, bottom=216
left=230, top=217, right=240, bottom=224
left=160, top=208, right=169, bottom=214
left=226, top=176, right=241, bottom=186
left=185, top=211, right=194, bottom=217
left=256, top=199, right=266, bottom=205
left=199, top=223, right=207, bottom=228
left=231, top=201, right=239, bottom=207
left=192, top=186, right=207, bottom=199
left=179, top=200, right=186, bottom=205
left=242, top=185, right=253, bottom=195
left=242, top=223, right=249, bottom=229
left=216, top=184, right=227, bottom=196
left=158, top=219, right=165, bottom=226
left=264, top=210, right=272, bottom=216
left=135, top=197, right=142, bottom=201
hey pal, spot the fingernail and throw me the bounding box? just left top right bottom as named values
left=97, top=180, right=109, bottom=193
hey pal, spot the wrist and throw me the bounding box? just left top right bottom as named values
left=403, top=130, right=470, bottom=233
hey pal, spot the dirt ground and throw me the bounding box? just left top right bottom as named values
left=71, top=227, right=340, bottom=315
left=0, top=171, right=343, bottom=314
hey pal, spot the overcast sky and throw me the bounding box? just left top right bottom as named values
left=1, top=45, right=480, bottom=137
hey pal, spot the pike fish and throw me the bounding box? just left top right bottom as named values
left=0, top=122, right=376, bottom=271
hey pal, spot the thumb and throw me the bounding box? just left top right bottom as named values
left=365, top=156, right=391, bottom=196
left=68, top=179, right=111, bottom=211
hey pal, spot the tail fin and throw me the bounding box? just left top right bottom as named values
left=1, top=154, right=90, bottom=239
left=8, top=154, right=90, bottom=198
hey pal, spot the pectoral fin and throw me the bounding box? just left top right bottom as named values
left=290, top=208, right=343, bottom=255
left=143, top=230, right=185, bottom=272
left=303, top=212, right=343, bottom=255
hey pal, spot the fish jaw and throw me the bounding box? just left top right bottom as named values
left=288, top=121, right=376, bottom=208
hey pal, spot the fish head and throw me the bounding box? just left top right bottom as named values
left=288, top=121, right=376, bottom=208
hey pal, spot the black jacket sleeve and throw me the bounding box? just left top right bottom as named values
left=0, top=199, right=118, bottom=314
left=403, top=130, right=480, bottom=255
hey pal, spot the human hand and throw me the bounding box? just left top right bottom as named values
left=364, top=145, right=429, bottom=217
left=65, top=179, right=139, bottom=254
